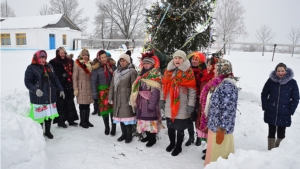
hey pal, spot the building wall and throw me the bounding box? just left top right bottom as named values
left=1, top=28, right=81, bottom=50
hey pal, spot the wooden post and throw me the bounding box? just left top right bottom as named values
left=272, top=44, right=277, bottom=62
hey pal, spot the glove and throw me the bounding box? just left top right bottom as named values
left=74, top=89, right=78, bottom=97
left=159, top=100, right=165, bottom=111
left=108, top=100, right=113, bottom=104
left=36, top=89, right=43, bottom=97
left=216, top=127, right=226, bottom=145
left=186, top=106, right=194, bottom=114
left=60, top=91, right=65, bottom=99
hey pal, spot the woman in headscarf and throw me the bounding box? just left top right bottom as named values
left=108, top=54, right=137, bottom=143
left=73, top=48, right=94, bottom=129
left=25, top=50, right=64, bottom=139
left=91, top=50, right=117, bottom=135
left=130, top=51, right=162, bottom=147
left=204, top=58, right=238, bottom=166
left=49, top=47, right=79, bottom=128
left=160, top=50, right=197, bottom=156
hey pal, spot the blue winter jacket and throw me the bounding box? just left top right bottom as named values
left=261, top=68, right=299, bottom=127
left=24, top=64, right=64, bottom=104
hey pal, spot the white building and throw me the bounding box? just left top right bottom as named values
left=0, top=14, right=81, bottom=50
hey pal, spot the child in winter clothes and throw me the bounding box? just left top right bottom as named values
left=204, top=58, right=238, bottom=166
left=130, top=51, right=162, bottom=147
left=261, top=63, right=299, bottom=150
left=73, top=49, right=94, bottom=129
left=108, top=54, right=137, bottom=143
left=49, top=47, right=79, bottom=128
left=25, top=50, right=64, bottom=139
left=160, top=50, right=197, bottom=156
left=91, top=50, right=117, bottom=135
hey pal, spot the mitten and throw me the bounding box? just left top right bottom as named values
left=74, top=89, right=78, bottom=97
left=60, top=91, right=65, bottom=99
left=159, top=100, right=166, bottom=111
left=108, top=100, right=113, bottom=104
left=36, top=89, right=43, bottom=97
left=186, top=106, right=194, bottom=114
left=216, top=127, right=226, bottom=145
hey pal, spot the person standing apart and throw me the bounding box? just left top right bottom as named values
left=261, top=63, right=299, bottom=150
left=73, top=49, right=94, bottom=129
left=204, top=59, right=238, bottom=166
left=160, top=50, right=197, bottom=156
left=108, top=54, right=137, bottom=143
left=91, top=50, right=117, bottom=135
left=49, top=47, right=79, bottom=128
left=25, top=50, right=65, bottom=139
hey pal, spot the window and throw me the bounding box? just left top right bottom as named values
left=62, top=34, right=66, bottom=45
left=1, top=33, right=11, bottom=45
left=16, top=33, right=26, bottom=45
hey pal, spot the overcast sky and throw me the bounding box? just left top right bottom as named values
left=2, top=0, right=300, bottom=44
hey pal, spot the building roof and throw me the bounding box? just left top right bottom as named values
left=0, top=14, right=81, bottom=31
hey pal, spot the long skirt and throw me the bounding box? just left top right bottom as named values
left=97, top=84, right=113, bottom=117
left=204, top=129, right=234, bottom=166
left=29, top=103, right=59, bottom=123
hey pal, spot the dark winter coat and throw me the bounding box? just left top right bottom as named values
left=261, top=68, right=299, bottom=127
left=108, top=64, right=137, bottom=118
left=49, top=56, right=74, bottom=100
left=91, top=58, right=116, bottom=100
left=25, top=64, right=64, bottom=104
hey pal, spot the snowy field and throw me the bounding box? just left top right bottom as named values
left=1, top=49, right=300, bottom=169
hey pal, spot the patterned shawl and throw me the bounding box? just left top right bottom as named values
left=130, top=67, right=161, bottom=112
left=162, top=67, right=197, bottom=121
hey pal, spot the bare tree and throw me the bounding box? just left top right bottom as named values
left=214, top=0, right=247, bottom=54
left=40, top=0, right=89, bottom=32
left=256, top=25, right=275, bottom=56
left=39, top=4, right=52, bottom=15
left=95, top=0, right=148, bottom=47
left=287, top=27, right=300, bottom=57
left=1, top=2, right=16, bottom=17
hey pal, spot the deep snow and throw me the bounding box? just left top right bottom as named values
left=1, top=49, right=300, bottom=169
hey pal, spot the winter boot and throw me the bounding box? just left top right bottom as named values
left=85, top=109, right=94, bottom=127
left=117, top=122, right=127, bottom=142
left=195, top=137, right=202, bottom=146
left=44, top=119, right=53, bottom=139
left=185, top=123, right=195, bottom=146
left=146, top=133, right=157, bottom=147
left=68, top=121, right=78, bottom=126
left=171, top=130, right=184, bottom=156
left=103, top=116, right=110, bottom=135
left=202, top=155, right=206, bottom=160
left=58, top=116, right=68, bottom=128
left=166, top=129, right=176, bottom=152
left=79, top=110, right=89, bottom=129
left=92, top=100, right=99, bottom=115
left=110, top=114, right=116, bottom=136
left=275, top=138, right=283, bottom=147
left=125, top=125, right=133, bottom=143
left=268, top=138, right=276, bottom=150
left=141, top=132, right=150, bottom=143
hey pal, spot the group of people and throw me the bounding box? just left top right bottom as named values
left=24, top=46, right=299, bottom=166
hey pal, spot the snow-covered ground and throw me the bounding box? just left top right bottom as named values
left=1, top=49, right=300, bottom=169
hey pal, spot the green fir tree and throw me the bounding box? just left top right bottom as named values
left=145, top=0, right=216, bottom=70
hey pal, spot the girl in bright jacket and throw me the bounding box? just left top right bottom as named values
left=130, top=51, right=162, bottom=147
left=73, top=49, right=94, bottom=129
left=261, top=63, right=299, bottom=150
left=160, top=50, right=197, bottom=156
left=204, top=58, right=238, bottom=166
left=25, top=50, right=64, bottom=139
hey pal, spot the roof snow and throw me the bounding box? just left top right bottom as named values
left=0, top=14, right=63, bottom=30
